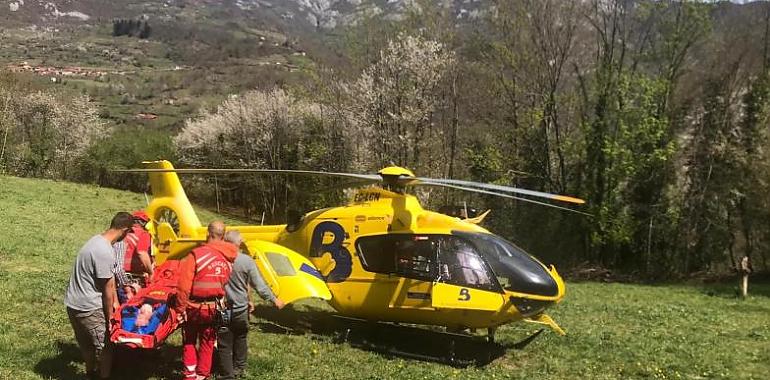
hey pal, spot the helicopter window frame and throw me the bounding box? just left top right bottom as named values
left=355, top=234, right=503, bottom=292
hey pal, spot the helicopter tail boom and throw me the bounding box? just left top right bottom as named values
left=140, top=160, right=204, bottom=261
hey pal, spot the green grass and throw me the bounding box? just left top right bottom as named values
left=0, top=176, right=768, bottom=380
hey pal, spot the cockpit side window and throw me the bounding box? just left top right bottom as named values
left=436, top=236, right=499, bottom=291
left=356, top=235, right=437, bottom=281
left=356, top=234, right=500, bottom=290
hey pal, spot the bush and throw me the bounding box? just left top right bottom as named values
left=75, top=127, right=177, bottom=192
left=0, top=88, right=106, bottom=179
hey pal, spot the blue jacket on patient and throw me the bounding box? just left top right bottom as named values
left=121, top=303, right=168, bottom=334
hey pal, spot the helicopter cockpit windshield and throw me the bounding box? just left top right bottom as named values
left=453, top=231, right=559, bottom=297
left=356, top=232, right=558, bottom=296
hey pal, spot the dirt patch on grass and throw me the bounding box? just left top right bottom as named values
left=563, top=262, right=770, bottom=284
left=562, top=263, right=641, bottom=283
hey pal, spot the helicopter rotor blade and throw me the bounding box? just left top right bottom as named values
left=417, top=181, right=592, bottom=217
left=115, top=166, right=588, bottom=214
left=416, top=177, right=585, bottom=205
left=113, top=168, right=381, bottom=182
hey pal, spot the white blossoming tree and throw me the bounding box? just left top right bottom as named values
left=345, top=33, right=456, bottom=176
left=174, top=87, right=351, bottom=219
left=0, top=89, right=106, bottom=178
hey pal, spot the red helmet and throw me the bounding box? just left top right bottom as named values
left=132, top=210, right=150, bottom=223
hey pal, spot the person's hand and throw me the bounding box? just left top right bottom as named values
left=177, top=311, right=186, bottom=324
left=112, top=301, right=120, bottom=313
left=248, top=301, right=255, bottom=313
left=273, top=298, right=286, bottom=310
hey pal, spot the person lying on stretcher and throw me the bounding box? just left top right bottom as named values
left=120, top=302, right=168, bottom=335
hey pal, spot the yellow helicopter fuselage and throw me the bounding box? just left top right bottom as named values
left=145, top=160, right=566, bottom=332
left=273, top=187, right=564, bottom=329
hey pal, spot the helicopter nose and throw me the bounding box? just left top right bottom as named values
left=514, top=262, right=560, bottom=297
left=508, top=265, right=565, bottom=317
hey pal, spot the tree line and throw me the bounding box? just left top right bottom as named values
left=113, top=18, right=151, bottom=39
left=1, top=0, right=768, bottom=279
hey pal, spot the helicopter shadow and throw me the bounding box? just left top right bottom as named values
left=251, top=304, right=541, bottom=367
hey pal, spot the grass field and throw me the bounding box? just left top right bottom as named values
left=0, top=176, right=768, bottom=380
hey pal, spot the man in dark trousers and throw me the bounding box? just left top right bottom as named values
left=175, top=221, right=238, bottom=380
left=64, top=212, right=133, bottom=380
left=217, top=230, right=285, bottom=379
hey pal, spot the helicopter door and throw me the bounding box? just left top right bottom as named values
left=244, top=240, right=332, bottom=304
left=431, top=236, right=505, bottom=311
left=431, top=282, right=504, bottom=311
left=389, top=279, right=433, bottom=310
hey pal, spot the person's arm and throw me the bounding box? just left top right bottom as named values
left=175, top=254, right=195, bottom=315
left=95, top=244, right=117, bottom=320
left=247, top=260, right=284, bottom=309
left=137, top=250, right=153, bottom=276
left=137, top=231, right=154, bottom=276
left=97, top=277, right=116, bottom=321
left=112, top=281, right=120, bottom=310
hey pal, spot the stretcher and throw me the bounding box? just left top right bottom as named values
left=110, top=260, right=182, bottom=349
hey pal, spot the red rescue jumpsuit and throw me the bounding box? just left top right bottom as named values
left=122, top=224, right=152, bottom=273
left=175, top=240, right=237, bottom=380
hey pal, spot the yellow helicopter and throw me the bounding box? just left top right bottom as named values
left=122, top=160, right=587, bottom=342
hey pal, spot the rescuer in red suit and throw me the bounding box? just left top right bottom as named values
left=175, top=221, right=237, bottom=380
left=122, top=210, right=154, bottom=281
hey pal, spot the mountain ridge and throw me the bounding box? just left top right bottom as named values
left=2, top=0, right=487, bottom=31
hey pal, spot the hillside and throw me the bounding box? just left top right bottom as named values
left=0, top=176, right=769, bottom=379
left=1, top=0, right=315, bottom=131
left=0, top=0, right=765, bottom=132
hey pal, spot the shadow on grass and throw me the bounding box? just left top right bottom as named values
left=34, top=341, right=82, bottom=380
left=110, top=344, right=182, bottom=380
left=251, top=304, right=538, bottom=368
left=699, top=280, right=770, bottom=299
left=35, top=340, right=182, bottom=380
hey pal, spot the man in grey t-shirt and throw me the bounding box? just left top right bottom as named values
left=217, top=230, right=285, bottom=380
left=64, top=212, right=133, bottom=380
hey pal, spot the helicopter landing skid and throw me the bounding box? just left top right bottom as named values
left=329, top=316, right=510, bottom=367
left=523, top=313, right=566, bottom=336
